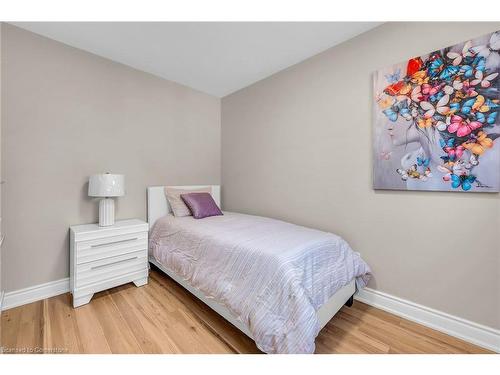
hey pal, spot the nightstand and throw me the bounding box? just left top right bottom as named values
left=70, top=219, right=149, bottom=308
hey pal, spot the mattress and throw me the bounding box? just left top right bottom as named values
left=149, top=211, right=371, bottom=353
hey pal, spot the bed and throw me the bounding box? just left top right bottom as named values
left=147, top=185, right=371, bottom=353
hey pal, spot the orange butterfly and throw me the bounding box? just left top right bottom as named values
left=417, top=118, right=433, bottom=128
left=462, top=131, right=493, bottom=155
left=411, top=70, right=429, bottom=85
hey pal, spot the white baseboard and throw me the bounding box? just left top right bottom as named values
left=2, top=278, right=69, bottom=311
left=355, top=287, right=500, bottom=353
left=0, top=290, right=4, bottom=312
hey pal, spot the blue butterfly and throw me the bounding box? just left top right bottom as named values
left=450, top=102, right=461, bottom=113
left=383, top=106, right=399, bottom=122
left=440, top=155, right=453, bottom=164
left=439, top=138, right=455, bottom=148
left=429, top=91, right=444, bottom=103
left=459, top=98, right=477, bottom=115
left=473, top=56, right=486, bottom=72
left=385, top=69, right=401, bottom=84
left=439, top=65, right=460, bottom=80
left=485, top=98, right=499, bottom=111
left=460, top=65, right=474, bottom=78
left=450, top=174, right=476, bottom=191
left=399, top=106, right=413, bottom=121
left=428, top=57, right=444, bottom=78
left=416, top=157, right=430, bottom=167
left=383, top=101, right=412, bottom=122
left=475, top=111, right=498, bottom=124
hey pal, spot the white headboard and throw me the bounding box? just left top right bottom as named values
left=147, top=185, right=221, bottom=229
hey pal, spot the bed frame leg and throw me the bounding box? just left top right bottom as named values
left=344, top=295, right=354, bottom=307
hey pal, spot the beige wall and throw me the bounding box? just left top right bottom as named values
left=1, top=24, right=221, bottom=291
left=222, top=22, right=500, bottom=329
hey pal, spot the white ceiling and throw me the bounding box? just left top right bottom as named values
left=12, top=22, right=381, bottom=97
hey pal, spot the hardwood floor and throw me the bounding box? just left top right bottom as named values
left=1, top=268, right=492, bottom=354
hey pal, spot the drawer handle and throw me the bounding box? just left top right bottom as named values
left=90, top=256, right=138, bottom=270
left=90, top=237, right=138, bottom=248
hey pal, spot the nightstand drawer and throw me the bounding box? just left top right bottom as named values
left=76, top=250, right=147, bottom=288
left=76, top=231, right=147, bottom=264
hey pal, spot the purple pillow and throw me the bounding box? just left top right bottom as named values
left=180, top=192, right=223, bottom=219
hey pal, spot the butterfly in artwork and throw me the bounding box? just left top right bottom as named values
left=407, top=57, right=424, bottom=76
left=447, top=40, right=474, bottom=66
left=475, top=111, right=498, bottom=125
left=416, top=156, right=430, bottom=167
left=396, top=167, right=409, bottom=181
left=439, top=156, right=455, bottom=170
left=429, top=91, right=445, bottom=103
left=462, top=131, right=494, bottom=155
left=460, top=65, right=474, bottom=78
left=444, top=78, right=468, bottom=96
left=419, top=167, right=432, bottom=181
left=410, top=70, right=429, bottom=85
left=398, top=99, right=417, bottom=121
left=461, top=80, right=478, bottom=98
left=450, top=174, right=476, bottom=191
left=396, top=164, right=420, bottom=181
left=385, top=69, right=401, bottom=84
left=439, top=138, right=455, bottom=149
left=437, top=161, right=474, bottom=190
left=470, top=71, right=499, bottom=88
left=437, top=165, right=453, bottom=181
left=437, top=163, right=465, bottom=182
left=382, top=105, right=398, bottom=122
left=447, top=115, right=482, bottom=137
left=417, top=117, right=433, bottom=128
left=410, top=85, right=423, bottom=102
left=439, top=137, right=464, bottom=160
left=377, top=94, right=395, bottom=109
left=379, top=150, right=393, bottom=160
left=440, top=65, right=460, bottom=80
left=382, top=104, right=400, bottom=122
left=420, top=94, right=450, bottom=118
left=445, top=144, right=465, bottom=160
left=473, top=55, right=487, bottom=72
left=464, top=154, right=480, bottom=169
left=471, top=31, right=500, bottom=71
left=483, top=98, right=499, bottom=111
left=384, top=81, right=411, bottom=96
left=435, top=116, right=450, bottom=131
left=428, top=55, right=445, bottom=78
left=384, top=58, right=425, bottom=96
left=421, top=83, right=443, bottom=96
left=382, top=100, right=415, bottom=122
left=456, top=95, right=490, bottom=115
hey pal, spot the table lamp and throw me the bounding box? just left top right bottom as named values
left=88, top=173, right=125, bottom=226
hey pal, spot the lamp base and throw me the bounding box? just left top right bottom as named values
left=99, top=198, right=115, bottom=226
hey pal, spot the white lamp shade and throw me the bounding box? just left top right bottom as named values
left=88, top=174, right=125, bottom=197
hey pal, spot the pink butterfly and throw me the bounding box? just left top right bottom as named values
left=379, top=151, right=392, bottom=160
left=444, top=144, right=465, bottom=159
left=462, top=80, right=478, bottom=97
left=421, top=83, right=443, bottom=96
left=470, top=71, right=499, bottom=88
left=447, top=115, right=482, bottom=137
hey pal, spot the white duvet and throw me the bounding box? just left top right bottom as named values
left=149, top=212, right=371, bottom=354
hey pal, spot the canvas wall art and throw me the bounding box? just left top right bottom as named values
left=373, top=31, right=500, bottom=192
